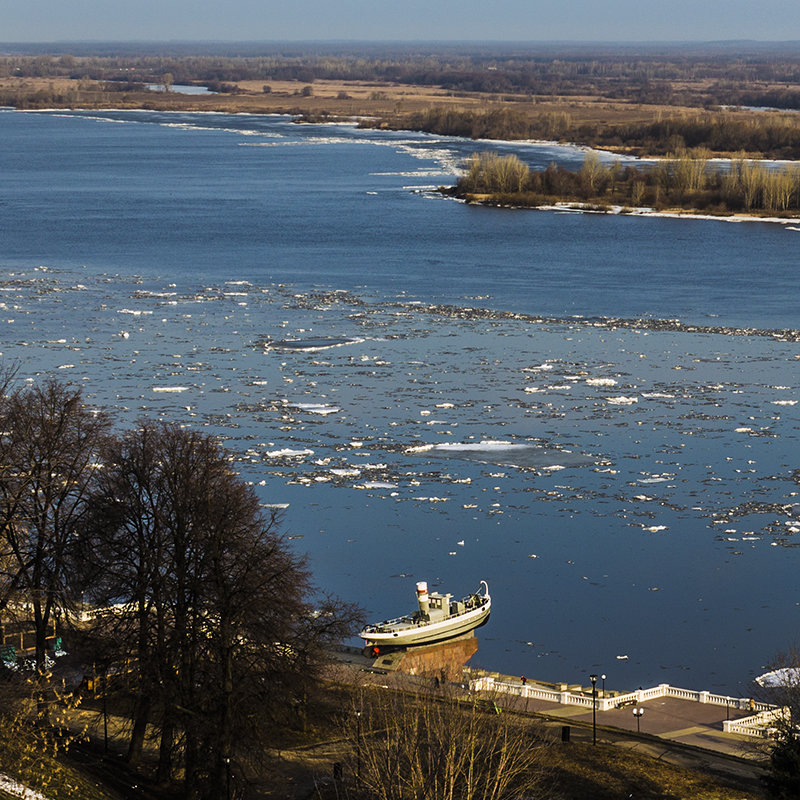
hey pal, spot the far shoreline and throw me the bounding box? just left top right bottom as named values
left=455, top=196, right=800, bottom=227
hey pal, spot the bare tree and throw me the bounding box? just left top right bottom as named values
left=76, top=422, right=169, bottom=766
left=81, top=421, right=361, bottom=799
left=0, top=378, right=110, bottom=711
left=338, top=683, right=553, bottom=800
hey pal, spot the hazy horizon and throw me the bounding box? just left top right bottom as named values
left=3, top=1, right=800, bottom=45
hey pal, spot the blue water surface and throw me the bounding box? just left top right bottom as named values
left=1, top=108, right=798, bottom=694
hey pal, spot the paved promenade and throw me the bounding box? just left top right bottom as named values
left=499, top=678, right=762, bottom=759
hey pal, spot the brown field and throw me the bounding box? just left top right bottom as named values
left=4, top=73, right=800, bottom=162
left=0, top=74, right=710, bottom=128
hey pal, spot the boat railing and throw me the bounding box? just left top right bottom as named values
left=362, top=615, right=418, bottom=633
left=362, top=598, right=490, bottom=634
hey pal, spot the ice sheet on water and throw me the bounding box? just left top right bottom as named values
left=408, top=441, right=595, bottom=470
left=756, top=667, right=800, bottom=687
left=261, top=336, right=363, bottom=352
left=586, top=377, right=618, bottom=386
left=286, top=401, right=341, bottom=415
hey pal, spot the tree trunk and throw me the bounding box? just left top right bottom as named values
left=127, top=693, right=151, bottom=765
left=183, top=730, right=201, bottom=800
left=34, top=600, right=50, bottom=724
left=157, top=716, right=174, bottom=784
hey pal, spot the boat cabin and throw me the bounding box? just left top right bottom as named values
left=421, top=591, right=452, bottom=621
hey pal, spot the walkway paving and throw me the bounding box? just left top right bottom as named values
left=501, top=686, right=763, bottom=759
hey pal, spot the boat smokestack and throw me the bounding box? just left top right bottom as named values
left=416, top=581, right=429, bottom=615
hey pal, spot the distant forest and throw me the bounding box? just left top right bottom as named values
left=6, top=43, right=800, bottom=109
left=5, top=44, right=800, bottom=159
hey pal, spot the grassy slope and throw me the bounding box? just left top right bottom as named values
left=548, top=742, right=763, bottom=800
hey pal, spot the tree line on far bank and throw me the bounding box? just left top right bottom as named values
left=9, top=47, right=800, bottom=110
left=453, top=149, right=800, bottom=216
left=364, top=107, right=800, bottom=161
left=0, top=374, right=360, bottom=800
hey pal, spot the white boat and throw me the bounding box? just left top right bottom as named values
left=360, top=580, right=491, bottom=650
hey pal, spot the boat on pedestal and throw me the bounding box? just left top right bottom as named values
left=360, top=580, right=491, bottom=651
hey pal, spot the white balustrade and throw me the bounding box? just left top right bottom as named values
left=467, top=675, right=781, bottom=738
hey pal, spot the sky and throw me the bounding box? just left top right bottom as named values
left=2, top=0, right=800, bottom=43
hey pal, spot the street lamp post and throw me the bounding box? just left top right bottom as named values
left=102, top=668, right=109, bottom=755
left=356, top=709, right=362, bottom=781
left=589, top=674, right=598, bottom=745
left=633, top=706, right=644, bottom=733
left=601, top=674, right=606, bottom=698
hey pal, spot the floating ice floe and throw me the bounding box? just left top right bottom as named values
left=152, top=386, right=189, bottom=393
left=358, top=481, right=398, bottom=489
left=262, top=336, right=363, bottom=352
left=772, top=400, right=798, bottom=406
left=265, top=448, right=314, bottom=458
left=407, top=440, right=593, bottom=470
left=286, top=401, right=341, bottom=415
left=756, top=667, right=800, bottom=687
left=586, top=377, right=618, bottom=386
left=606, top=395, right=639, bottom=405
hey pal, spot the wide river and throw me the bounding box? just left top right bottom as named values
left=1, top=108, right=798, bottom=694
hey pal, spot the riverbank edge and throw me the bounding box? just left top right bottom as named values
left=451, top=191, right=800, bottom=226
left=7, top=92, right=799, bottom=163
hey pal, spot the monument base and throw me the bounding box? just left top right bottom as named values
left=369, top=634, right=478, bottom=682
